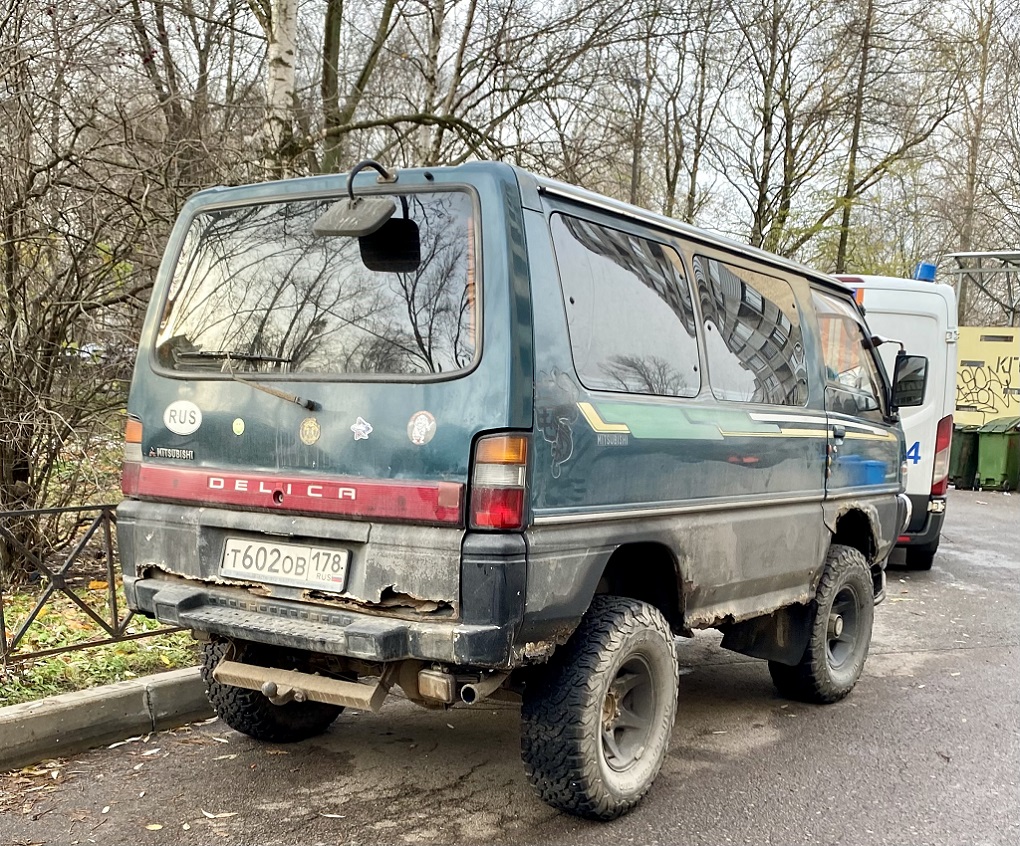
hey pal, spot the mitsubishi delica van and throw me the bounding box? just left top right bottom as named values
left=117, top=161, right=926, bottom=819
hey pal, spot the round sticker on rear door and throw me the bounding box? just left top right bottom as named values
left=163, top=400, right=202, bottom=435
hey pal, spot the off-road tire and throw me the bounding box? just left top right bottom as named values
left=768, top=544, right=874, bottom=704
left=201, top=640, right=343, bottom=743
left=520, top=595, right=679, bottom=820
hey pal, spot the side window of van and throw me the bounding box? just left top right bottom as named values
left=692, top=256, right=807, bottom=406
left=551, top=214, right=700, bottom=397
left=813, top=290, right=885, bottom=419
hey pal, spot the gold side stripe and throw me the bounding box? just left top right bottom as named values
left=577, top=402, right=630, bottom=434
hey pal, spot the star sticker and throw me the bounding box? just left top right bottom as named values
left=351, top=417, right=373, bottom=440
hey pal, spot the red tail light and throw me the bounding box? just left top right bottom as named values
left=469, top=434, right=528, bottom=530
left=931, top=414, right=953, bottom=496
left=121, top=416, right=143, bottom=496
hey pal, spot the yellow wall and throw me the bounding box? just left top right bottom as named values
left=955, top=327, right=1020, bottom=425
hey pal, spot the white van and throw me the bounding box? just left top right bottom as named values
left=836, top=275, right=958, bottom=570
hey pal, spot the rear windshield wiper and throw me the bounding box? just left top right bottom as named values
left=174, top=350, right=293, bottom=366
left=229, top=373, right=318, bottom=411
left=175, top=350, right=318, bottom=411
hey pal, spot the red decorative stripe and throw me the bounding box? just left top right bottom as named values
left=126, top=463, right=463, bottom=525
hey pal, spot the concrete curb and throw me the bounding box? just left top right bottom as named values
left=0, top=666, right=213, bottom=772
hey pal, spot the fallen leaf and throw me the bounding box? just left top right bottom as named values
left=88, top=580, right=108, bottom=590
left=145, top=823, right=163, bottom=830
left=102, top=806, right=110, bottom=814
left=212, top=754, right=237, bottom=761
left=320, top=813, right=346, bottom=818
left=141, top=748, right=161, bottom=757
left=108, top=737, right=142, bottom=750
left=212, top=737, right=230, bottom=744
left=201, top=810, right=238, bottom=819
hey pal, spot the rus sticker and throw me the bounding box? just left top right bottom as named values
left=163, top=400, right=202, bottom=436
left=407, top=411, right=437, bottom=446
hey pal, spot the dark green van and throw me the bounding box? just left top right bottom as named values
left=118, top=161, right=925, bottom=819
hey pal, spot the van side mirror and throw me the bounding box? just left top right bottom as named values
left=890, top=353, right=928, bottom=409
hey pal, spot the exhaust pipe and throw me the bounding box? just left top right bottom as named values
left=460, top=672, right=509, bottom=705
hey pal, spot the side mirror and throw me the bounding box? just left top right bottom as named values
left=891, top=353, right=928, bottom=409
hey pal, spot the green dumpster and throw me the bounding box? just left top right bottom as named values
left=976, top=416, right=1020, bottom=492
left=949, top=424, right=980, bottom=489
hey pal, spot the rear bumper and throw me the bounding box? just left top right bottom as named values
left=117, top=498, right=528, bottom=670
left=897, top=494, right=945, bottom=548
left=126, top=576, right=521, bottom=669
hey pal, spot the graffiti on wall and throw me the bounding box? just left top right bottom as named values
left=955, top=327, right=1020, bottom=426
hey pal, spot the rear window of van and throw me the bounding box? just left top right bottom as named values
left=155, top=191, right=477, bottom=377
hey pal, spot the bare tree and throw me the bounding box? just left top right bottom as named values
left=1, top=2, right=152, bottom=582
left=712, top=0, right=846, bottom=252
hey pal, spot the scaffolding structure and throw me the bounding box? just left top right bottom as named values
left=941, top=251, right=1020, bottom=326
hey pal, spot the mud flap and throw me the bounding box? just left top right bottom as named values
left=719, top=604, right=813, bottom=666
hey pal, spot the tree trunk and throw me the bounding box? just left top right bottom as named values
left=262, top=0, right=298, bottom=178
left=957, top=0, right=993, bottom=323
left=835, top=0, right=873, bottom=273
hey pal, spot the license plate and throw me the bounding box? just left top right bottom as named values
left=220, top=538, right=349, bottom=593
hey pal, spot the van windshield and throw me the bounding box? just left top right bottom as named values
left=155, top=191, right=477, bottom=377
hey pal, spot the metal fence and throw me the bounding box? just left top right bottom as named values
left=1, top=505, right=180, bottom=667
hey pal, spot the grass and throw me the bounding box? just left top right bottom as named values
left=0, top=423, right=200, bottom=707
left=1, top=580, right=199, bottom=707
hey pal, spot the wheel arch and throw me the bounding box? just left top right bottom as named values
left=594, top=541, right=686, bottom=635
left=826, top=502, right=886, bottom=598
left=829, top=505, right=878, bottom=562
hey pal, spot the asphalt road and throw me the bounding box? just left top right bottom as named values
left=2, top=488, right=1017, bottom=846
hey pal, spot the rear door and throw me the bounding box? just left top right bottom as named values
left=123, top=167, right=533, bottom=612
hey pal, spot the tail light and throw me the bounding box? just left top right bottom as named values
left=122, top=416, right=143, bottom=496
left=931, top=414, right=953, bottom=496
left=469, top=434, right=528, bottom=530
